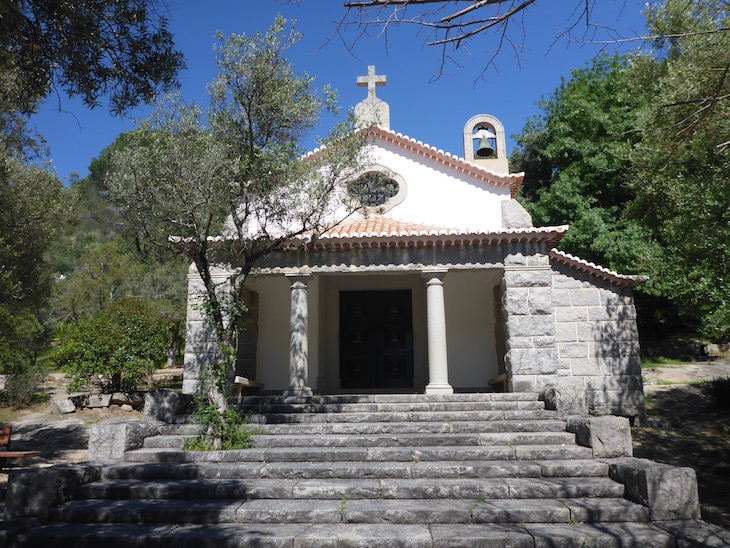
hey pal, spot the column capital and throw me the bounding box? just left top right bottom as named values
left=286, top=272, right=311, bottom=287
left=421, top=268, right=448, bottom=283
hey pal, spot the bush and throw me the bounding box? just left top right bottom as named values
left=185, top=395, right=255, bottom=451
left=5, top=362, right=48, bottom=409
left=52, top=298, right=173, bottom=394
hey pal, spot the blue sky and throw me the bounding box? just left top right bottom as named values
left=32, top=0, right=649, bottom=183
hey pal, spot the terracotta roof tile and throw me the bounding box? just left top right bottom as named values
left=549, top=249, right=648, bottom=287
left=321, top=217, right=454, bottom=239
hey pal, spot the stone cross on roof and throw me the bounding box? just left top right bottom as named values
left=354, top=65, right=390, bottom=130
left=357, top=65, right=386, bottom=99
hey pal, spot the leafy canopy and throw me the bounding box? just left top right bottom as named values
left=0, top=0, right=185, bottom=115
left=512, top=0, right=730, bottom=342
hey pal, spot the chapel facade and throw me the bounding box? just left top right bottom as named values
left=182, top=66, right=646, bottom=420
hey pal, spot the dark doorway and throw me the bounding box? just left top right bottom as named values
left=339, top=290, right=414, bottom=389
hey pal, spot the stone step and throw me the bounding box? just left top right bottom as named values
left=246, top=409, right=558, bottom=424
left=77, top=477, right=625, bottom=501
left=237, top=392, right=540, bottom=405
left=250, top=419, right=569, bottom=435
left=125, top=444, right=593, bottom=464
left=143, top=431, right=577, bottom=450
left=46, top=497, right=648, bottom=525
left=236, top=400, right=546, bottom=414
left=9, top=521, right=678, bottom=548
left=103, top=459, right=609, bottom=481
left=158, top=424, right=205, bottom=436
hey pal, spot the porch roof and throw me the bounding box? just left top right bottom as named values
left=306, top=217, right=568, bottom=249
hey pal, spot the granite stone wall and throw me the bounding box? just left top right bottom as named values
left=502, top=252, right=645, bottom=419
left=182, top=264, right=231, bottom=395
left=551, top=262, right=644, bottom=418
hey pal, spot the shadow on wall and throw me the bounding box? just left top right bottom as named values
left=553, top=262, right=645, bottom=421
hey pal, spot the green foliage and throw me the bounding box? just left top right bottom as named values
left=512, top=0, right=730, bottom=342
left=0, top=154, right=66, bottom=309
left=512, top=52, right=656, bottom=273
left=52, top=298, right=173, bottom=394
left=185, top=395, right=255, bottom=451
left=0, top=303, right=48, bottom=409
left=4, top=360, right=47, bottom=410
left=0, top=0, right=184, bottom=115
left=629, top=0, right=730, bottom=342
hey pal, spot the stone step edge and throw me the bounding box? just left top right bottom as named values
left=144, top=432, right=577, bottom=447
left=77, top=476, right=626, bottom=501
left=6, top=521, right=686, bottom=548
left=236, top=393, right=541, bottom=404
left=48, top=496, right=649, bottom=526
left=124, top=444, right=593, bottom=464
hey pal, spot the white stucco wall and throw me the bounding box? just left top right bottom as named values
left=444, top=270, right=501, bottom=389
left=331, top=140, right=510, bottom=234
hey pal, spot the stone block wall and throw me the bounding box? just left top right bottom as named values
left=502, top=249, right=558, bottom=393
left=551, top=263, right=644, bottom=418
left=182, top=264, right=234, bottom=395
left=502, top=247, right=645, bottom=419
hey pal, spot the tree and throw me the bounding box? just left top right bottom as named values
left=511, top=53, right=658, bottom=274
left=337, top=0, right=730, bottom=101
left=0, top=0, right=185, bottom=115
left=337, top=1, right=625, bottom=79
left=107, top=17, right=368, bottom=423
left=512, top=0, right=730, bottom=342
left=0, top=146, right=65, bottom=402
left=629, top=0, right=730, bottom=341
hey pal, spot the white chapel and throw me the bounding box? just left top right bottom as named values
left=182, top=66, right=646, bottom=420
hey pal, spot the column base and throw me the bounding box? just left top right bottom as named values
left=283, top=386, right=313, bottom=397
left=425, top=383, right=454, bottom=395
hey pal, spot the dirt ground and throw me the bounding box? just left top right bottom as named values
left=1, top=364, right=729, bottom=528
left=636, top=359, right=730, bottom=529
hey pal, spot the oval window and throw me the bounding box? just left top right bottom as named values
left=348, top=172, right=399, bottom=207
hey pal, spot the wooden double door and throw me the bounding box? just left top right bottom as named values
left=339, top=290, right=414, bottom=389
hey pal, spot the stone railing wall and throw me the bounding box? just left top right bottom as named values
left=550, top=262, right=644, bottom=418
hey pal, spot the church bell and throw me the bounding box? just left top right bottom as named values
left=473, top=127, right=496, bottom=158
left=475, top=138, right=495, bottom=158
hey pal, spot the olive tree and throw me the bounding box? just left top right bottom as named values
left=107, top=17, right=369, bottom=419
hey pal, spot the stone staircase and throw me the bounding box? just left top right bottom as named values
left=4, top=392, right=711, bottom=546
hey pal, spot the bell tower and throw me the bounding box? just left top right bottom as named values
left=463, top=114, right=509, bottom=173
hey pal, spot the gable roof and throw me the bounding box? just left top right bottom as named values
left=304, top=125, right=525, bottom=198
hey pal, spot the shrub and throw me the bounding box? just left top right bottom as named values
left=185, top=395, right=255, bottom=451
left=53, top=298, right=173, bottom=394
left=5, top=362, right=48, bottom=409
